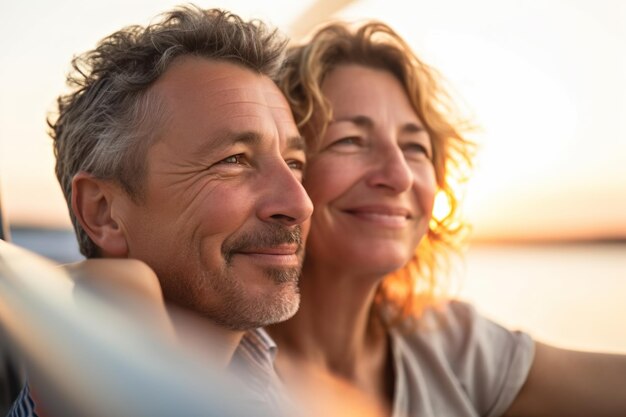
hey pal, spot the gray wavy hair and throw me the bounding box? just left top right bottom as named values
left=49, top=5, right=288, bottom=258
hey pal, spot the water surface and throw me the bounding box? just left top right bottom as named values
left=9, top=227, right=626, bottom=353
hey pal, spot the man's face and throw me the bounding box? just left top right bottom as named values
left=112, top=56, right=313, bottom=330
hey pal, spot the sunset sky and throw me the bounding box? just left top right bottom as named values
left=1, top=0, right=624, bottom=241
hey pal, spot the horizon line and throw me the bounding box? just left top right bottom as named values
left=8, top=224, right=626, bottom=246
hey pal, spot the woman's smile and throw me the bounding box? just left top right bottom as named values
left=341, top=205, right=413, bottom=228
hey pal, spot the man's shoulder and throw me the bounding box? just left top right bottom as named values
left=6, top=383, right=37, bottom=417
left=234, top=328, right=277, bottom=372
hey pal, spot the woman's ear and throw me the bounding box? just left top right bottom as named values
left=71, top=171, right=129, bottom=257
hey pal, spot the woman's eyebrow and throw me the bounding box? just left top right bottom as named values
left=402, top=122, right=426, bottom=133
left=330, top=115, right=374, bottom=128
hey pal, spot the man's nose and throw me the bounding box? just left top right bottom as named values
left=257, top=162, right=313, bottom=226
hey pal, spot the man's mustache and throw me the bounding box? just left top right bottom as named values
left=221, top=224, right=303, bottom=265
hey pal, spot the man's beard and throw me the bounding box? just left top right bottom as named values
left=196, top=223, right=304, bottom=330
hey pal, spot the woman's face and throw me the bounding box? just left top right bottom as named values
left=303, top=64, right=437, bottom=276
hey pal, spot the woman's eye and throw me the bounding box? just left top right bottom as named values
left=404, top=143, right=431, bottom=159
left=332, top=136, right=362, bottom=147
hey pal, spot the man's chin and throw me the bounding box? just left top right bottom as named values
left=227, top=258, right=302, bottom=287
left=217, top=283, right=300, bottom=331
left=253, top=286, right=300, bottom=327
left=263, top=265, right=301, bottom=285
left=195, top=260, right=302, bottom=330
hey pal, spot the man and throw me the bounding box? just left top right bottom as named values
left=8, top=5, right=312, bottom=415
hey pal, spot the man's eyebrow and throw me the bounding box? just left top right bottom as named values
left=196, top=131, right=306, bottom=155
left=229, top=130, right=263, bottom=146
left=196, top=130, right=262, bottom=155
left=286, top=135, right=306, bottom=152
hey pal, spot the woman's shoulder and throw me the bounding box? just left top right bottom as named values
left=391, top=299, right=533, bottom=366
left=393, top=299, right=480, bottom=338
left=390, top=300, right=535, bottom=416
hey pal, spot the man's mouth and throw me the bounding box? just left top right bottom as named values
left=238, top=244, right=300, bottom=256
left=234, top=244, right=301, bottom=267
left=222, top=225, right=303, bottom=266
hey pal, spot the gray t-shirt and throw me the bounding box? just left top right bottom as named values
left=390, top=300, right=535, bottom=417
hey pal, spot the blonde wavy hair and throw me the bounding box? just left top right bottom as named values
left=279, top=21, right=474, bottom=326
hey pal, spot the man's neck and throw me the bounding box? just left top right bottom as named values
left=167, top=306, right=244, bottom=366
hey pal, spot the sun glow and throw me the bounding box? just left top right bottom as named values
left=431, top=190, right=452, bottom=223
left=336, top=0, right=626, bottom=241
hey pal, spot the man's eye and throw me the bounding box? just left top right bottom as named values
left=220, top=154, right=245, bottom=165
left=286, top=159, right=305, bottom=171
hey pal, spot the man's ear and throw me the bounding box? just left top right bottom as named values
left=71, top=171, right=129, bottom=257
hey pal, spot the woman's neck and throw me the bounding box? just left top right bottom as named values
left=268, top=259, right=390, bottom=380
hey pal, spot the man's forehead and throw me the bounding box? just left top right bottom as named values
left=153, top=56, right=287, bottom=109
left=149, top=55, right=300, bottom=151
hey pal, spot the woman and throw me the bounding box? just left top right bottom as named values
left=267, top=21, right=626, bottom=416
